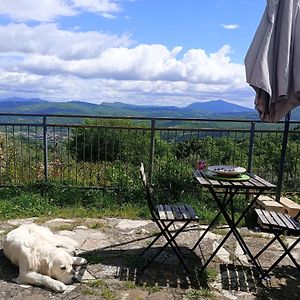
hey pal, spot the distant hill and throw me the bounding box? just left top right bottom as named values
left=0, top=97, right=299, bottom=120
left=184, top=100, right=253, bottom=113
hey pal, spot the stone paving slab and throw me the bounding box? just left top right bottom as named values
left=0, top=217, right=299, bottom=299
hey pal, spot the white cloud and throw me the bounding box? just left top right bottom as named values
left=0, top=0, right=121, bottom=22
left=0, top=23, right=132, bottom=60
left=71, top=0, right=121, bottom=14
left=14, top=40, right=244, bottom=86
left=0, top=0, right=76, bottom=22
left=221, top=24, right=240, bottom=30
left=0, top=70, right=254, bottom=108
left=0, top=23, right=253, bottom=108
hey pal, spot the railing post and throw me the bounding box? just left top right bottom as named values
left=43, top=115, right=48, bottom=181
left=149, top=118, right=156, bottom=183
left=247, top=122, right=256, bottom=173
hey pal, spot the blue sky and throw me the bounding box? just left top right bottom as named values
left=0, top=0, right=266, bottom=108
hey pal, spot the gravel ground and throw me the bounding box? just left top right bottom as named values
left=0, top=217, right=299, bottom=300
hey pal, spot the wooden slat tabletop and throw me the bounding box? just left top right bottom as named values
left=193, top=170, right=276, bottom=190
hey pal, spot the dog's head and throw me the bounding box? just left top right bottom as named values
left=46, top=249, right=76, bottom=284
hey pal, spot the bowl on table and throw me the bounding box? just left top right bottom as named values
left=207, top=165, right=246, bottom=177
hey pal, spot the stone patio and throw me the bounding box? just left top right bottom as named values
left=0, top=217, right=299, bottom=299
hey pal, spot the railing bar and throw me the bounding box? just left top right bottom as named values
left=2, top=112, right=299, bottom=124
left=5, top=125, right=8, bottom=181
left=67, top=127, right=70, bottom=181
left=75, top=128, right=78, bottom=184
left=27, top=125, right=31, bottom=181
left=90, top=128, right=93, bottom=185
left=83, top=129, right=86, bottom=185
left=0, top=121, right=297, bottom=135
left=12, top=125, right=16, bottom=183
left=20, top=125, right=24, bottom=183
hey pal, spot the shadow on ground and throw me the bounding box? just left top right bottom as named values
left=0, top=250, right=18, bottom=282
left=80, top=245, right=209, bottom=290
left=218, top=263, right=300, bottom=299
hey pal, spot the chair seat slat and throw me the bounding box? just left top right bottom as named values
left=177, top=204, right=190, bottom=219
left=164, top=204, right=175, bottom=220
left=171, top=205, right=184, bottom=220
left=256, top=209, right=300, bottom=231
left=261, top=210, right=285, bottom=228
left=276, top=212, right=300, bottom=230
left=256, top=209, right=271, bottom=226
left=184, top=204, right=199, bottom=220
left=157, top=205, right=167, bottom=220
left=268, top=210, right=288, bottom=228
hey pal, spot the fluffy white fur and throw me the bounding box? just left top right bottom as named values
left=3, top=223, right=87, bottom=292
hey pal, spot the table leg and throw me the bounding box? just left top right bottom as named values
left=198, top=188, right=265, bottom=277
left=192, top=189, right=232, bottom=250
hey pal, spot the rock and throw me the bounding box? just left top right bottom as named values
left=80, top=238, right=111, bottom=251
left=213, top=241, right=231, bottom=263
left=116, top=219, right=151, bottom=230
left=46, top=218, right=74, bottom=224
left=147, top=291, right=174, bottom=300
left=234, top=242, right=248, bottom=263
left=76, top=225, right=88, bottom=230
left=7, top=218, right=37, bottom=226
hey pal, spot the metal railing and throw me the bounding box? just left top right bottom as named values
left=0, top=113, right=299, bottom=195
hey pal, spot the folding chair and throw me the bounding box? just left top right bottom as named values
left=139, top=163, right=199, bottom=274
left=254, top=208, right=300, bottom=277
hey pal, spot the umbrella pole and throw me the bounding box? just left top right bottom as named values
left=275, top=111, right=291, bottom=202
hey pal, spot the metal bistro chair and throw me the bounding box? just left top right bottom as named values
left=139, top=163, right=199, bottom=274
left=254, top=208, right=300, bottom=277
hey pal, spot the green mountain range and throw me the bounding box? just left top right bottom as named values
left=0, top=97, right=299, bottom=120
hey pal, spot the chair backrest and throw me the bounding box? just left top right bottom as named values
left=139, top=163, right=157, bottom=218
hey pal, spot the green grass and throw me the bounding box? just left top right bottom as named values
left=84, top=279, right=106, bottom=288
left=0, top=184, right=148, bottom=221
left=185, top=288, right=214, bottom=299
left=101, top=288, right=117, bottom=300
left=0, top=182, right=259, bottom=226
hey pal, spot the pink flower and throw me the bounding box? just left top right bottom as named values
left=197, top=160, right=206, bottom=170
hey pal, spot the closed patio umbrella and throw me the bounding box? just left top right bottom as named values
left=244, top=0, right=300, bottom=199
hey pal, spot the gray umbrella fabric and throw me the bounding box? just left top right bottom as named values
left=245, top=0, right=300, bottom=122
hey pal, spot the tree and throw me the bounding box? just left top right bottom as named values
left=68, top=118, right=167, bottom=165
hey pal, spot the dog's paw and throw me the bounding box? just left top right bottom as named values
left=52, top=281, right=67, bottom=293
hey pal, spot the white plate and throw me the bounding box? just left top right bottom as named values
left=207, top=165, right=246, bottom=176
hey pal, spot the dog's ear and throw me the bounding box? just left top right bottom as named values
left=40, top=258, right=52, bottom=276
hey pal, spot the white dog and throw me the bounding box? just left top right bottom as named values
left=2, top=223, right=87, bottom=292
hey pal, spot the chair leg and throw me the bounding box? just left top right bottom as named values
left=140, top=221, right=173, bottom=256
left=253, top=235, right=278, bottom=260
left=141, top=220, right=192, bottom=274
left=262, top=235, right=300, bottom=277
left=153, top=220, right=191, bottom=273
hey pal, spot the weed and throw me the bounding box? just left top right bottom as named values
left=82, top=287, right=99, bottom=296
left=124, top=280, right=136, bottom=289
left=196, top=267, right=218, bottom=284
left=90, top=221, right=106, bottom=229
left=84, top=279, right=106, bottom=288
left=185, top=288, right=213, bottom=299
left=211, top=228, right=228, bottom=236
left=205, top=268, right=219, bottom=281
left=54, top=220, right=83, bottom=231
left=101, top=287, right=117, bottom=300
left=142, top=282, right=160, bottom=294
